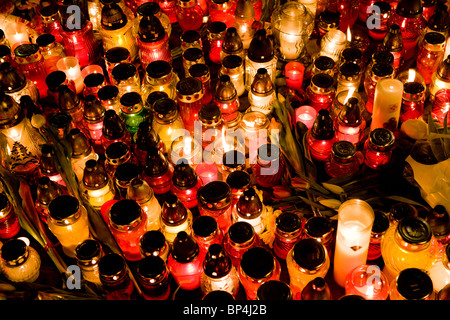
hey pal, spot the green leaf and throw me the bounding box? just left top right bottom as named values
left=383, top=195, right=430, bottom=209
left=322, top=183, right=346, bottom=195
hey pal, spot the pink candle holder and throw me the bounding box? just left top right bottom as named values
left=81, top=64, right=104, bottom=79
left=195, top=161, right=219, bottom=184
left=295, top=105, right=317, bottom=130
left=285, top=62, right=305, bottom=92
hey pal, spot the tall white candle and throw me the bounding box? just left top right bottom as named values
left=333, top=199, right=375, bottom=287
left=371, top=79, right=403, bottom=132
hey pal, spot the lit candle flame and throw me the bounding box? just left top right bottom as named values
left=346, top=27, right=352, bottom=43
left=407, top=69, right=416, bottom=82
left=183, top=137, right=192, bottom=156
left=344, top=87, right=356, bottom=105
left=221, top=127, right=232, bottom=152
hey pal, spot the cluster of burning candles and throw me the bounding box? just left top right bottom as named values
left=0, top=0, right=449, bottom=302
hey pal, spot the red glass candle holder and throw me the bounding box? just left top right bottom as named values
left=223, top=221, right=260, bottom=268
left=345, top=264, right=390, bottom=300
left=167, top=231, right=206, bottom=291
left=175, top=0, right=204, bottom=32
left=363, top=128, right=395, bottom=170
left=59, top=18, right=100, bottom=68
left=387, top=0, right=427, bottom=61
left=307, top=109, right=336, bottom=162
left=0, top=193, right=21, bottom=240
left=159, top=0, right=178, bottom=24
left=367, top=1, right=392, bottom=41
left=207, top=22, right=227, bottom=64
left=238, top=246, right=281, bottom=300
left=334, top=97, right=366, bottom=146
left=99, top=253, right=136, bottom=300
left=35, top=5, right=64, bottom=43
left=251, top=143, right=286, bottom=189
left=192, top=215, right=224, bottom=254
left=273, top=212, right=304, bottom=260
left=209, top=0, right=236, bottom=28
left=285, top=62, right=305, bottom=92
left=306, top=73, right=336, bottom=112
left=367, top=211, right=390, bottom=261
left=143, top=147, right=173, bottom=195
left=432, top=89, right=450, bottom=124
left=137, top=256, right=171, bottom=300
left=400, top=81, right=426, bottom=122
left=171, top=162, right=203, bottom=209
left=195, top=162, right=219, bottom=185
left=325, top=140, right=363, bottom=178
left=197, top=181, right=233, bottom=234
left=176, top=77, right=204, bottom=135
left=109, top=200, right=148, bottom=261
left=226, top=170, right=252, bottom=208
left=214, top=74, right=240, bottom=122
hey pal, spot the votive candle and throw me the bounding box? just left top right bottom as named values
left=285, top=62, right=305, bottom=92
left=295, top=105, right=317, bottom=130
left=370, top=78, right=403, bottom=132
left=57, top=56, right=84, bottom=94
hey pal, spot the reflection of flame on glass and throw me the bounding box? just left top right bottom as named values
left=346, top=27, right=351, bottom=43
left=242, top=119, right=256, bottom=128
left=407, top=69, right=416, bottom=83
left=344, top=87, right=356, bottom=105
left=221, top=127, right=232, bottom=152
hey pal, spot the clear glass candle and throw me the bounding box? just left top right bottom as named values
left=220, top=27, right=244, bottom=62
left=141, top=60, right=178, bottom=103
left=47, top=195, right=91, bottom=258
left=108, top=199, right=148, bottom=261
left=81, top=159, right=116, bottom=210
left=160, top=194, right=193, bottom=245
left=111, top=63, right=141, bottom=97
left=271, top=2, right=314, bottom=61
left=220, top=55, right=245, bottom=97
left=75, top=239, right=103, bottom=286
left=152, top=98, right=186, bottom=152
left=180, top=30, right=203, bottom=53
left=286, top=238, right=330, bottom=299
left=245, top=29, right=277, bottom=91
left=333, top=199, right=375, bottom=287
left=238, top=246, right=281, bottom=300
left=240, top=110, right=270, bottom=157
left=35, top=177, right=63, bottom=224
left=363, top=128, right=395, bottom=170
left=36, top=33, right=65, bottom=75
left=127, top=178, right=162, bottom=231
left=344, top=264, right=390, bottom=300
left=200, top=244, right=240, bottom=298
left=169, top=136, right=203, bottom=167
left=99, top=1, right=138, bottom=62
left=136, top=2, right=172, bottom=38
left=0, top=238, right=41, bottom=283
left=247, top=68, right=276, bottom=116
left=67, top=128, right=99, bottom=182
left=336, top=62, right=361, bottom=96
left=0, top=193, right=21, bottom=240
left=56, top=56, right=84, bottom=95
left=429, top=244, right=450, bottom=293
left=429, top=56, right=450, bottom=101
left=318, top=29, right=347, bottom=63
left=0, top=62, right=39, bottom=105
